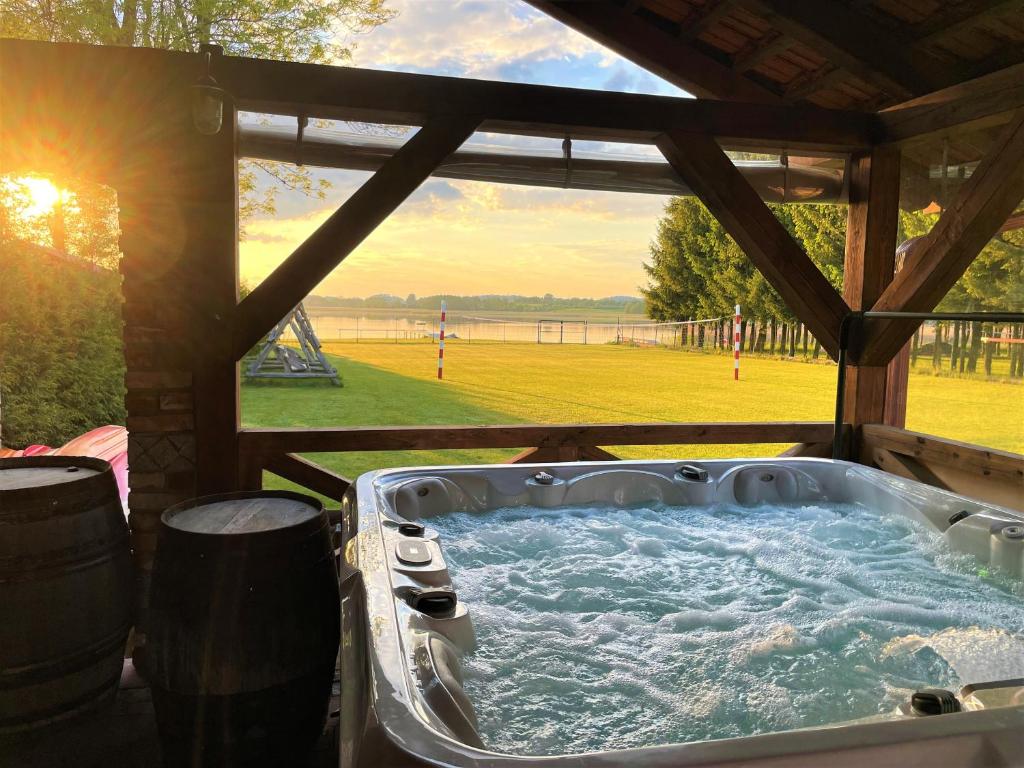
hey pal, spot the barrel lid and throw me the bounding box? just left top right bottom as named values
left=165, top=494, right=321, bottom=535
left=0, top=457, right=104, bottom=491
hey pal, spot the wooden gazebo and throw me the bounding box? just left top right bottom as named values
left=1, top=0, right=1022, bottom=579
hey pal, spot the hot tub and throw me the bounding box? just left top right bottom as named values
left=338, top=459, right=1024, bottom=768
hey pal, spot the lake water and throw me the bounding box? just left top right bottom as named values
left=288, top=311, right=722, bottom=347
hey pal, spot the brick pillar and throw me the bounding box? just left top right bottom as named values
left=119, top=108, right=239, bottom=575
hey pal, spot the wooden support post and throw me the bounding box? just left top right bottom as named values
left=233, top=115, right=480, bottom=358
left=861, top=109, right=1024, bottom=365
left=657, top=130, right=848, bottom=357
left=192, top=109, right=241, bottom=495
left=841, top=146, right=901, bottom=430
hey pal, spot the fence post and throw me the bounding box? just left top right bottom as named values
left=437, top=300, right=446, bottom=379
left=734, top=304, right=741, bottom=381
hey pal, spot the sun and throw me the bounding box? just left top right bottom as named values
left=18, top=176, right=62, bottom=217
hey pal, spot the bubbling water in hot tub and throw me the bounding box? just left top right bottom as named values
left=424, top=502, right=1024, bottom=756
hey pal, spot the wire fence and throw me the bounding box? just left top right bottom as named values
left=316, top=316, right=727, bottom=347
left=296, top=313, right=1024, bottom=380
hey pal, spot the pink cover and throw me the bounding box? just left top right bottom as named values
left=0, top=426, right=129, bottom=507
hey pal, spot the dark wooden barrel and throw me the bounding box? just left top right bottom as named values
left=0, top=456, right=132, bottom=737
left=146, top=491, right=340, bottom=768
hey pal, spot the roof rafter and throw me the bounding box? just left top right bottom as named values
left=524, top=0, right=782, bottom=102
left=879, top=62, right=1024, bottom=143
left=911, top=0, right=1024, bottom=45
left=748, top=0, right=957, bottom=99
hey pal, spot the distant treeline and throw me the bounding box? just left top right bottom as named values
left=643, top=198, right=1024, bottom=376
left=307, top=293, right=648, bottom=314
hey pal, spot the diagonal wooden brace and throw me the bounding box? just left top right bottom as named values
left=860, top=109, right=1024, bottom=366
left=232, top=115, right=481, bottom=359
left=657, top=129, right=849, bottom=357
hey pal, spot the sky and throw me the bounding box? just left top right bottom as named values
left=239, top=0, right=690, bottom=300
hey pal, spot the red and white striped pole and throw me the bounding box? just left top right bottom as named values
left=437, top=300, right=446, bottom=380
left=734, top=303, right=741, bottom=381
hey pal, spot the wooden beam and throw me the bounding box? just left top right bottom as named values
left=912, top=0, right=1024, bottom=45
left=237, top=421, right=838, bottom=455
left=525, top=0, right=781, bottom=102
left=777, top=442, right=832, bottom=458
left=860, top=424, right=1024, bottom=487
left=880, top=63, right=1024, bottom=143
left=508, top=446, right=581, bottom=463
left=783, top=66, right=846, bottom=103
left=871, top=448, right=952, bottom=490
left=750, top=0, right=954, bottom=99
left=264, top=453, right=351, bottom=501
left=193, top=111, right=241, bottom=495
left=656, top=130, right=848, bottom=357
left=0, top=38, right=878, bottom=153
left=843, top=146, right=902, bottom=312
left=578, top=445, right=621, bottom=461
left=1001, top=208, right=1024, bottom=233
left=232, top=116, right=480, bottom=359
left=861, top=110, right=1024, bottom=365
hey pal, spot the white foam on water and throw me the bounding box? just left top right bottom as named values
left=423, top=502, right=1024, bottom=756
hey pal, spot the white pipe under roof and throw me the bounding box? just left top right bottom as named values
left=238, top=124, right=850, bottom=204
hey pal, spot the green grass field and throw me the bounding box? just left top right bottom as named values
left=242, top=341, right=1024, bottom=490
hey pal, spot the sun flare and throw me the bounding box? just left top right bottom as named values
left=18, top=177, right=62, bottom=217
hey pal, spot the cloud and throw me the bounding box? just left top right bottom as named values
left=240, top=180, right=666, bottom=298
left=238, top=0, right=689, bottom=298
left=345, top=0, right=687, bottom=96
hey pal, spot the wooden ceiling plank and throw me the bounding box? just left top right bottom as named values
left=657, top=129, right=849, bottom=356
left=232, top=115, right=481, bottom=359
left=749, top=0, right=955, bottom=99
left=860, top=109, right=1024, bottom=365
left=680, top=0, right=740, bottom=40
left=732, top=30, right=791, bottom=72
left=880, top=62, right=1024, bottom=143
left=783, top=66, right=848, bottom=102
left=525, top=0, right=781, bottom=102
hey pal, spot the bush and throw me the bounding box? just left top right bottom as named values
left=0, top=241, right=125, bottom=448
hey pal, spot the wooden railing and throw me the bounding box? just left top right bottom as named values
left=237, top=421, right=839, bottom=502
left=860, top=424, right=1024, bottom=510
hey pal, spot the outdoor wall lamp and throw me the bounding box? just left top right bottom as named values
left=192, top=44, right=226, bottom=135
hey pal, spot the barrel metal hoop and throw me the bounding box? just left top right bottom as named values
left=0, top=489, right=120, bottom=523
left=0, top=532, right=130, bottom=581
left=0, top=540, right=130, bottom=584
left=0, top=677, right=119, bottom=733
left=0, top=623, right=130, bottom=689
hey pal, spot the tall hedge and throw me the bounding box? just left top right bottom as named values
left=0, top=241, right=125, bottom=448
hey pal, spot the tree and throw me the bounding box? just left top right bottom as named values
left=644, top=196, right=1023, bottom=371
left=1, top=0, right=395, bottom=225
